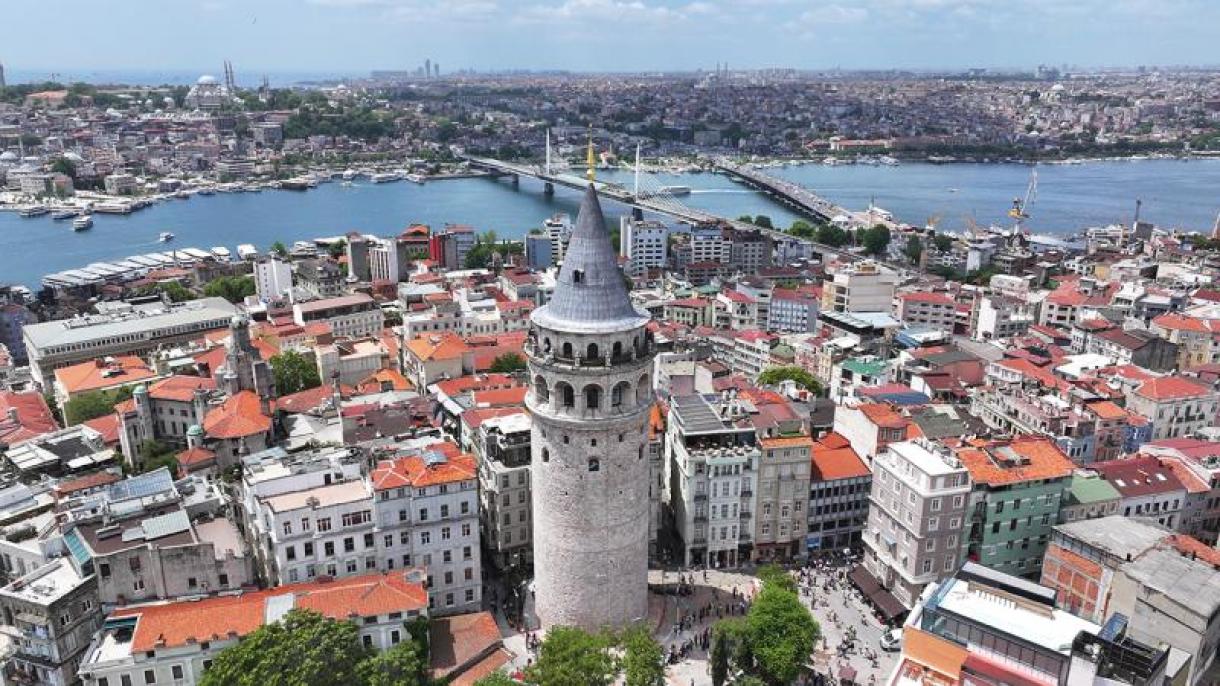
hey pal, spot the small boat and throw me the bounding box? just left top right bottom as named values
left=342, top=169, right=357, bottom=180
left=159, top=232, right=175, bottom=243
left=404, top=173, right=427, bottom=184
left=340, top=180, right=355, bottom=188
left=51, top=209, right=79, bottom=221
left=370, top=172, right=400, bottom=183
left=197, top=186, right=216, bottom=195
left=175, top=190, right=190, bottom=199
left=948, top=188, right=960, bottom=193
left=18, top=206, right=49, bottom=218
left=879, top=156, right=899, bottom=166
left=73, top=215, right=93, bottom=231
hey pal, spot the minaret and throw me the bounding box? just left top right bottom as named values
left=586, top=126, right=596, bottom=183
left=527, top=184, right=655, bottom=631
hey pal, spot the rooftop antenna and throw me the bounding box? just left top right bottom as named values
left=585, top=125, right=596, bottom=183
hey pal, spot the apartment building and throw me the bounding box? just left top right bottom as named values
left=1092, top=456, right=1187, bottom=529
left=821, top=261, right=898, bottom=314
left=1126, top=376, right=1219, bottom=441
left=22, top=297, right=237, bottom=388
left=895, top=292, right=956, bottom=333
left=957, top=438, right=1074, bottom=579
left=370, top=443, right=482, bottom=616
left=974, top=293, right=1036, bottom=340
left=253, top=257, right=293, bottom=302
left=0, top=558, right=101, bottom=686
left=293, top=293, right=384, bottom=338
left=79, top=572, right=428, bottom=686
left=808, top=433, right=872, bottom=554
left=620, top=217, right=668, bottom=276
left=768, top=286, right=820, bottom=333
left=861, top=439, right=972, bottom=610
left=472, top=412, right=533, bottom=571
left=752, top=428, right=814, bottom=563
left=664, top=393, right=761, bottom=569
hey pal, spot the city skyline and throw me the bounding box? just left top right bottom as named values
left=3, top=0, right=1219, bottom=79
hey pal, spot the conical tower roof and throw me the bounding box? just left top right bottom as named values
left=532, top=184, right=647, bottom=333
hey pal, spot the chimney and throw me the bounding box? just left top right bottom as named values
left=6, top=407, right=17, bottom=424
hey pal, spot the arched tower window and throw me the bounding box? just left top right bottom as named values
left=556, top=382, right=575, bottom=409
left=543, top=337, right=552, bottom=353
left=587, top=343, right=599, bottom=361
left=637, top=374, right=651, bottom=404
left=573, top=269, right=584, bottom=284
left=561, top=342, right=573, bottom=359
left=533, top=375, right=549, bottom=403
left=588, top=458, right=600, bottom=472
left=612, top=381, right=630, bottom=408
left=584, top=384, right=602, bottom=411
left=612, top=341, right=623, bottom=359
left=541, top=448, right=550, bottom=463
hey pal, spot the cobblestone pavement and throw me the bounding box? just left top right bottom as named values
left=489, top=562, right=900, bottom=686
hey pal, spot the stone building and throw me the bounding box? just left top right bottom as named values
left=0, top=558, right=101, bottom=686
left=525, top=185, right=656, bottom=630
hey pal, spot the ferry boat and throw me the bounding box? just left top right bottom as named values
left=659, top=185, right=691, bottom=196
left=197, top=186, right=216, bottom=196
left=281, top=177, right=312, bottom=191
left=879, top=156, right=899, bottom=166
left=404, top=173, right=427, bottom=184
left=342, top=169, right=357, bottom=181
left=51, top=209, right=79, bottom=221
left=93, top=201, right=134, bottom=214
left=175, top=190, right=191, bottom=199
left=370, top=172, right=400, bottom=183
left=18, top=205, right=49, bottom=217
left=159, top=232, right=175, bottom=243
left=72, top=215, right=93, bottom=231
left=210, top=246, right=232, bottom=262
left=237, top=244, right=259, bottom=260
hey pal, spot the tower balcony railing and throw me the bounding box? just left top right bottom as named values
left=524, top=340, right=655, bottom=368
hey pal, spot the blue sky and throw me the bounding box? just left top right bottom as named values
left=4, top=0, right=1218, bottom=78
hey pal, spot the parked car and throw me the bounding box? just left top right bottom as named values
left=880, top=629, right=903, bottom=651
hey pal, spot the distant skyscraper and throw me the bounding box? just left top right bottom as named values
left=425, top=59, right=432, bottom=78
left=434, top=62, right=440, bottom=78
left=0, top=62, right=5, bottom=89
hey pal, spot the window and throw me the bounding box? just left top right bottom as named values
left=341, top=511, right=371, bottom=527
left=419, top=508, right=429, bottom=522
left=144, top=669, right=156, bottom=685
left=344, top=538, right=355, bottom=553
left=317, top=517, right=331, bottom=532
left=588, top=458, right=600, bottom=472
left=324, top=541, right=335, bottom=556
left=283, top=521, right=293, bottom=535
left=442, top=527, right=452, bottom=541
left=421, top=531, right=431, bottom=545
left=172, top=666, right=183, bottom=680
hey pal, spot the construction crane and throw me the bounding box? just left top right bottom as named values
left=1008, top=168, right=1038, bottom=231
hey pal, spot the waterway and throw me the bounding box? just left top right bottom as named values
left=2, top=158, right=1219, bottom=288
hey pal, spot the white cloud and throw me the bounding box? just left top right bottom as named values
left=515, top=0, right=691, bottom=25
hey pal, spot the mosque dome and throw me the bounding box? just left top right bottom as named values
left=0, top=151, right=17, bottom=162
left=197, top=75, right=218, bottom=86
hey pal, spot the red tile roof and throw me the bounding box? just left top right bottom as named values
left=371, top=442, right=477, bottom=490
left=899, top=291, right=955, bottom=305
left=406, top=333, right=470, bottom=362
left=82, top=413, right=122, bottom=446
left=54, top=356, right=156, bottom=395
left=111, top=572, right=427, bottom=652
left=0, top=391, right=59, bottom=444
left=1093, top=456, right=1186, bottom=497
left=147, top=375, right=217, bottom=403
left=1135, top=376, right=1212, bottom=401
left=203, top=390, right=272, bottom=439
left=811, top=439, right=871, bottom=481
left=956, top=437, right=1075, bottom=487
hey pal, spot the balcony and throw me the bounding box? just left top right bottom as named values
left=739, top=510, right=752, bottom=519
left=741, top=489, right=753, bottom=498
left=694, top=515, right=708, bottom=524
left=693, top=492, right=707, bottom=502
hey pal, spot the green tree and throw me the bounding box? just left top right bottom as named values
left=756, top=565, right=797, bottom=594
left=137, top=439, right=178, bottom=475
left=788, top=220, right=817, bottom=238
left=815, top=224, right=849, bottom=247
left=621, top=627, right=665, bottom=686
left=270, top=241, right=288, bottom=257
left=489, top=353, right=527, bottom=373
left=63, top=386, right=133, bottom=426
left=270, top=350, right=322, bottom=395
left=356, top=639, right=429, bottom=686
left=474, top=673, right=519, bottom=686
left=199, top=610, right=371, bottom=686
left=903, top=234, right=924, bottom=263
left=525, top=626, right=618, bottom=686
left=711, top=618, right=752, bottom=683
left=933, top=233, right=954, bottom=252
left=49, top=156, right=77, bottom=180
left=756, top=366, right=823, bottom=396
left=710, top=627, right=731, bottom=686
left=203, top=275, right=256, bottom=303
left=862, top=224, right=891, bottom=256
left=746, top=582, right=820, bottom=685
left=753, top=215, right=774, bottom=229
left=328, top=239, right=347, bottom=259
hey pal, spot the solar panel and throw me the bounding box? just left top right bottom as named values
left=107, top=467, right=174, bottom=502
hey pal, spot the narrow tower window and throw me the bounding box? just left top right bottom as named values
left=588, top=458, right=600, bottom=472
left=572, top=269, right=584, bottom=284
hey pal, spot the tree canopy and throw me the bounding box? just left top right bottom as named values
left=270, top=350, right=322, bottom=395
left=756, top=366, right=823, bottom=396
left=815, top=224, right=850, bottom=247
left=63, top=386, right=133, bottom=426
left=711, top=572, right=820, bottom=686
left=862, top=224, right=892, bottom=256
left=489, top=353, right=527, bottom=373
left=526, top=626, right=619, bottom=686
left=903, top=234, right=924, bottom=263
left=199, top=610, right=374, bottom=686
left=621, top=627, right=665, bottom=686
left=203, top=275, right=256, bottom=303
left=474, top=673, right=520, bottom=686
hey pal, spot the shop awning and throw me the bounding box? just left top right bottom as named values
left=848, top=564, right=881, bottom=596
left=872, top=588, right=908, bottom=621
